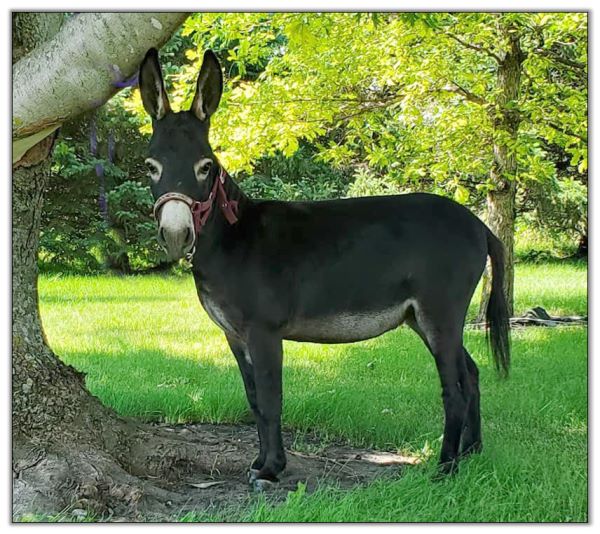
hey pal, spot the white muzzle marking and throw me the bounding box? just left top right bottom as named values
left=157, top=200, right=195, bottom=260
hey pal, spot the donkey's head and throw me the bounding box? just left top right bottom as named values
left=139, top=48, right=223, bottom=260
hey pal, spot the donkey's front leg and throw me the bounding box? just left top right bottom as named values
left=246, top=327, right=285, bottom=489
left=225, top=333, right=267, bottom=479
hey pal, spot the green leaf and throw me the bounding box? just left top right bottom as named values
left=454, top=184, right=470, bottom=204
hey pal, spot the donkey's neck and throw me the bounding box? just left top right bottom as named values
left=219, top=169, right=249, bottom=211
left=193, top=169, right=251, bottom=252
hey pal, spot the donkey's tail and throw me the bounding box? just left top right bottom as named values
left=485, top=228, right=511, bottom=377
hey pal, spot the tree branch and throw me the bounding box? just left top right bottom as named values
left=446, top=32, right=502, bottom=63
left=533, top=47, right=587, bottom=73
left=543, top=120, right=587, bottom=143
left=332, top=100, right=403, bottom=123
left=442, top=82, right=489, bottom=107
left=282, top=96, right=404, bottom=125
left=520, top=107, right=587, bottom=143
left=255, top=95, right=402, bottom=106
left=13, top=12, right=189, bottom=163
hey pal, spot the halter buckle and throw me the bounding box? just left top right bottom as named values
left=185, top=245, right=196, bottom=263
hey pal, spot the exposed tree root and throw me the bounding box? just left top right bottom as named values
left=13, top=421, right=419, bottom=521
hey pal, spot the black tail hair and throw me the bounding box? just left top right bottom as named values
left=486, top=229, right=511, bottom=377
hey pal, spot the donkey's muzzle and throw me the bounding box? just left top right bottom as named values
left=158, top=225, right=194, bottom=260
left=155, top=200, right=195, bottom=260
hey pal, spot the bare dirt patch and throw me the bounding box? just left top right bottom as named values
left=131, top=422, right=418, bottom=521
left=14, top=421, right=419, bottom=522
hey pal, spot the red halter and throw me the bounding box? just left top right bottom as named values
left=152, top=167, right=239, bottom=235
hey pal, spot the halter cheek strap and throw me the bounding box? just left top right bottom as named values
left=152, top=168, right=239, bottom=236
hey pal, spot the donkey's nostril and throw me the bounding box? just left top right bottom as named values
left=185, top=227, right=193, bottom=245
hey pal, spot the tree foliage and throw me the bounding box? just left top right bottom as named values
left=140, top=13, right=586, bottom=194
left=48, top=12, right=587, bottom=273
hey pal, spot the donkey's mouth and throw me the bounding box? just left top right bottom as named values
left=158, top=226, right=194, bottom=260
left=161, top=239, right=194, bottom=261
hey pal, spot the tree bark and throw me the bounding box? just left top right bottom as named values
left=13, top=13, right=122, bottom=517
left=12, top=13, right=194, bottom=519
left=12, top=12, right=189, bottom=165
left=13, top=159, right=99, bottom=441
left=12, top=12, right=64, bottom=63
left=478, top=22, right=524, bottom=320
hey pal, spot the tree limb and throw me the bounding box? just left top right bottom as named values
left=520, top=107, right=587, bottom=143
left=442, top=82, right=489, bottom=107
left=533, top=47, right=587, bottom=73
left=282, top=96, right=404, bottom=125
left=12, top=12, right=189, bottom=163
left=446, top=32, right=502, bottom=63
left=543, top=119, right=587, bottom=143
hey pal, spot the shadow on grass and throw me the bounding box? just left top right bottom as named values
left=50, top=285, right=587, bottom=472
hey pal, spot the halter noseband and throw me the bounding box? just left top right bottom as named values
left=152, top=167, right=239, bottom=259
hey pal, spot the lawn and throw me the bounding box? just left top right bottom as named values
left=38, top=260, right=588, bottom=522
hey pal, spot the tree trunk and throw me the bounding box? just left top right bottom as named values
left=12, top=13, right=126, bottom=517
left=12, top=12, right=64, bottom=62
left=576, top=231, right=587, bottom=258
left=12, top=160, right=120, bottom=444
left=12, top=13, right=198, bottom=520
left=478, top=22, right=524, bottom=320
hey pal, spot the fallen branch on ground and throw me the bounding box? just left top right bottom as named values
left=468, top=306, right=587, bottom=329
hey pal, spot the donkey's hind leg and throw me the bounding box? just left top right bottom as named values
left=433, top=340, right=472, bottom=474
left=460, top=349, right=482, bottom=457
left=406, top=308, right=473, bottom=475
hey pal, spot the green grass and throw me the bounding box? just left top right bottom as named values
left=466, top=259, right=587, bottom=321
left=37, top=261, right=588, bottom=522
left=511, top=260, right=587, bottom=317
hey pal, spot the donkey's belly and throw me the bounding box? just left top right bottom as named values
left=283, top=301, right=414, bottom=344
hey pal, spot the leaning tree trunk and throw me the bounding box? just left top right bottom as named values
left=478, top=24, right=524, bottom=320
left=12, top=151, right=104, bottom=443
left=11, top=12, right=97, bottom=443
left=12, top=153, right=135, bottom=513
left=13, top=12, right=189, bottom=165
left=12, top=12, right=196, bottom=520
left=12, top=12, right=126, bottom=516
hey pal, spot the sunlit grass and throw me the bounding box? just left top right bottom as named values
left=512, top=260, right=587, bottom=317
left=466, top=259, right=587, bottom=320
left=37, top=261, right=587, bottom=522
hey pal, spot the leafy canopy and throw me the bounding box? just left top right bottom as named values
left=125, top=12, right=587, bottom=204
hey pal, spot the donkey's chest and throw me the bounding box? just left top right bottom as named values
left=199, top=292, right=240, bottom=335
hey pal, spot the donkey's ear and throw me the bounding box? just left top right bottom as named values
left=139, top=48, right=171, bottom=121
left=190, top=50, right=223, bottom=121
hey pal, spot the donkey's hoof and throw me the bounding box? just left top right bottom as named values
left=247, top=469, right=260, bottom=485
left=252, top=478, right=277, bottom=493
left=433, top=460, right=458, bottom=481
left=460, top=441, right=483, bottom=458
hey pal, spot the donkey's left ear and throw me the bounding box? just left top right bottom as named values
left=190, top=50, right=223, bottom=121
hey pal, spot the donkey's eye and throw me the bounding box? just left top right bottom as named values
left=194, top=158, right=213, bottom=181
left=145, top=158, right=162, bottom=183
